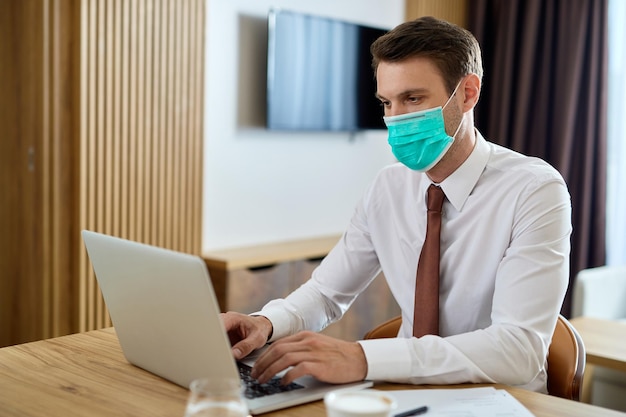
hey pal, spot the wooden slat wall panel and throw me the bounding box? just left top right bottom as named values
left=78, top=0, right=205, bottom=332
left=405, top=0, right=468, bottom=28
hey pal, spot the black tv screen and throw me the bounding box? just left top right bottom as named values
left=267, top=9, right=388, bottom=132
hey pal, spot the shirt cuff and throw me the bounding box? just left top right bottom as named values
left=252, top=302, right=296, bottom=343
left=357, top=338, right=413, bottom=381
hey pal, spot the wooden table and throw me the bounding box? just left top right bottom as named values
left=1, top=328, right=625, bottom=417
left=570, top=316, right=626, bottom=372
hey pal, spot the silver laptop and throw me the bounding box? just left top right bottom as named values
left=82, top=230, right=372, bottom=415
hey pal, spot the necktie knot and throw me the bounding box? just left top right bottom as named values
left=427, top=184, right=445, bottom=213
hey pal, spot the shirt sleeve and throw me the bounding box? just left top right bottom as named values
left=258, top=186, right=384, bottom=342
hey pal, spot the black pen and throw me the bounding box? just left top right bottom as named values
left=394, top=405, right=428, bottom=417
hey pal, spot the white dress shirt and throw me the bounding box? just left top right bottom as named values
left=258, top=132, right=572, bottom=392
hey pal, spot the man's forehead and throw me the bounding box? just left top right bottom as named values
left=376, top=61, right=446, bottom=98
left=376, top=58, right=445, bottom=84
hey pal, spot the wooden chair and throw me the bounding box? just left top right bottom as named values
left=363, top=315, right=402, bottom=340
left=363, top=314, right=586, bottom=401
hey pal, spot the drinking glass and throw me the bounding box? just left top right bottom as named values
left=184, top=377, right=248, bottom=417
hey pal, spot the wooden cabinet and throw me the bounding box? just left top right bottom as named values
left=203, top=236, right=400, bottom=341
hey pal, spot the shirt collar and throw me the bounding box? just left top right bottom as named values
left=439, top=130, right=490, bottom=212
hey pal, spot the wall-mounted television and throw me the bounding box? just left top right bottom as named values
left=266, top=9, right=388, bottom=132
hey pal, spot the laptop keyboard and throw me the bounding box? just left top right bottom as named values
left=237, top=362, right=305, bottom=399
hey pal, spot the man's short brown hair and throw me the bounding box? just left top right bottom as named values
left=371, top=16, right=483, bottom=94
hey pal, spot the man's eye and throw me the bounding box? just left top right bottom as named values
left=408, top=96, right=422, bottom=103
left=379, top=101, right=390, bottom=108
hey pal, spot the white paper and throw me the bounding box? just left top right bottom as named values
left=372, top=387, right=536, bottom=417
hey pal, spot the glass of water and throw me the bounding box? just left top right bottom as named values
left=184, top=378, right=248, bottom=417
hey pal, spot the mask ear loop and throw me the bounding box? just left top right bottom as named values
left=442, top=80, right=463, bottom=110
left=442, top=79, right=464, bottom=139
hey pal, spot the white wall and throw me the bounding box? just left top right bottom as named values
left=203, top=0, right=405, bottom=251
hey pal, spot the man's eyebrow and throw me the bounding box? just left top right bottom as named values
left=375, top=88, right=430, bottom=101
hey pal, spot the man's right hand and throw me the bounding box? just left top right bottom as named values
left=220, top=311, right=273, bottom=360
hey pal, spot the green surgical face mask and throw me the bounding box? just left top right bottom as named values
left=384, top=83, right=462, bottom=171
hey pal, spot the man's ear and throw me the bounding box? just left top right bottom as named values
left=461, top=73, right=481, bottom=112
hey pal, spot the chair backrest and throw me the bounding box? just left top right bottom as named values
left=363, top=316, right=402, bottom=340
left=547, top=314, right=586, bottom=401
left=363, top=314, right=585, bottom=401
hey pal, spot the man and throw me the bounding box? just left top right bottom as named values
left=221, top=16, right=571, bottom=393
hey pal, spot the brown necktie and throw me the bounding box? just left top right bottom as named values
left=413, top=184, right=445, bottom=337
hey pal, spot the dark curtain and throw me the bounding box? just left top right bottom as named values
left=467, top=0, right=608, bottom=316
